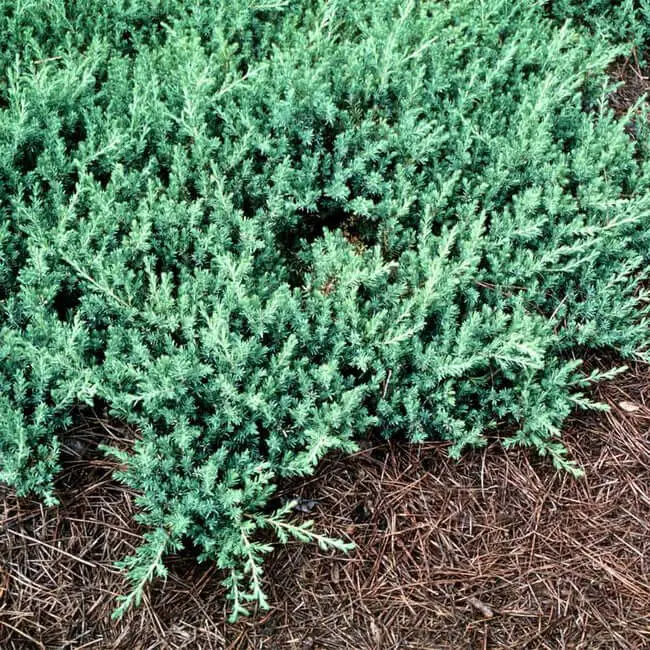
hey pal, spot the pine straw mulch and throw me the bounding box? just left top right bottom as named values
left=1, top=358, right=650, bottom=650
left=608, top=47, right=650, bottom=122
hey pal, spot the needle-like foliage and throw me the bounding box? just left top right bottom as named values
left=1, top=0, right=649, bottom=617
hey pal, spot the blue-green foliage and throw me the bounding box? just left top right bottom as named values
left=1, top=0, right=650, bottom=616
left=547, top=0, right=650, bottom=45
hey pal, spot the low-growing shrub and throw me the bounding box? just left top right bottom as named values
left=1, top=0, right=649, bottom=617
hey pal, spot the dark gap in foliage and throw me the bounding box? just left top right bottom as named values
left=275, top=201, right=360, bottom=286
left=93, top=65, right=110, bottom=96
left=87, top=161, right=113, bottom=189
left=157, top=161, right=171, bottom=188
left=92, top=343, right=107, bottom=365
left=62, top=120, right=88, bottom=154
left=306, top=199, right=374, bottom=246
left=418, top=314, right=443, bottom=346
left=63, top=168, right=80, bottom=195
left=239, top=189, right=260, bottom=221
left=13, top=141, right=44, bottom=176
left=120, top=30, right=136, bottom=57
left=185, top=179, right=200, bottom=203
left=309, top=200, right=356, bottom=239
left=53, top=282, right=82, bottom=322
left=34, top=178, right=52, bottom=201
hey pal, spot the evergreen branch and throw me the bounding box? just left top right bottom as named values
left=112, top=533, right=169, bottom=619
left=256, top=505, right=355, bottom=553
left=239, top=528, right=271, bottom=611
left=59, top=253, right=132, bottom=310
left=248, top=0, right=290, bottom=9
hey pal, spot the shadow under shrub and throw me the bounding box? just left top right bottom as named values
left=1, top=0, right=650, bottom=618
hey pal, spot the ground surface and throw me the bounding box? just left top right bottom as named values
left=2, top=52, right=650, bottom=650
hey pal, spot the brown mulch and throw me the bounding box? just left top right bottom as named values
left=1, top=360, right=650, bottom=650
left=608, top=48, right=650, bottom=120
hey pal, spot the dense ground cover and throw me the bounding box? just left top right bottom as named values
left=1, top=0, right=650, bottom=617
